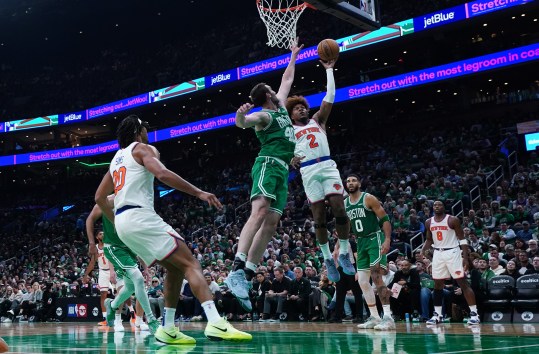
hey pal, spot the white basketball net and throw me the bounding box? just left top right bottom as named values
left=256, top=0, right=308, bottom=49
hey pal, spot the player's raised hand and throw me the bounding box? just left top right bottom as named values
left=320, top=58, right=337, bottom=69
left=290, top=37, right=304, bottom=56
left=237, top=103, right=254, bottom=116
left=198, top=191, right=223, bottom=210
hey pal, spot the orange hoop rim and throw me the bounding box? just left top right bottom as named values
left=256, top=0, right=316, bottom=13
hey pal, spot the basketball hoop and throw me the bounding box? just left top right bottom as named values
left=256, top=0, right=313, bottom=49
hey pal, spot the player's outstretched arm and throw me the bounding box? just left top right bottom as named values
left=235, top=103, right=271, bottom=129
left=135, top=144, right=223, bottom=210
left=276, top=37, right=304, bottom=106
left=86, top=204, right=102, bottom=257
left=312, top=59, right=337, bottom=128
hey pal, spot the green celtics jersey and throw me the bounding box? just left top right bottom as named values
left=345, top=192, right=380, bottom=238
left=102, top=215, right=124, bottom=247
left=256, top=107, right=296, bottom=163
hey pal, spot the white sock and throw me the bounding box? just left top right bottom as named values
left=201, top=300, right=222, bottom=323
left=469, top=305, right=478, bottom=315
left=382, top=305, right=392, bottom=318
left=102, top=311, right=107, bottom=319
left=115, top=313, right=122, bottom=322
left=320, top=242, right=331, bottom=260
left=235, top=252, right=247, bottom=262
left=369, top=305, right=381, bottom=319
left=245, top=261, right=257, bottom=273
left=434, top=306, right=442, bottom=317
left=163, top=307, right=176, bottom=329
left=339, top=239, right=349, bottom=256
left=128, top=305, right=134, bottom=312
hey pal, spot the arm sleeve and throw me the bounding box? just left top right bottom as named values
left=322, top=69, right=335, bottom=103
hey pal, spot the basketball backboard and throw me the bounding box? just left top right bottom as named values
left=306, top=0, right=381, bottom=30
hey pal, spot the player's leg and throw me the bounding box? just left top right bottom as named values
left=97, top=269, right=110, bottom=326
left=160, top=240, right=251, bottom=342
left=452, top=253, right=480, bottom=325
left=325, top=172, right=353, bottom=276
left=124, top=267, right=159, bottom=333
left=357, top=236, right=382, bottom=329
left=108, top=279, right=130, bottom=332
left=427, top=251, right=448, bottom=325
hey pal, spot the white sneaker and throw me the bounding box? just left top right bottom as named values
left=374, top=316, right=396, bottom=331
left=137, top=322, right=149, bottom=331
left=357, top=316, right=382, bottom=329
left=114, top=320, right=125, bottom=332
left=426, top=312, right=442, bottom=325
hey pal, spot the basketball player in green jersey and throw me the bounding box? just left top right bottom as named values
left=225, top=38, right=303, bottom=309
left=345, top=174, right=395, bottom=331
left=86, top=200, right=160, bottom=334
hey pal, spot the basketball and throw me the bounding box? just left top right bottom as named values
left=0, top=337, right=8, bottom=353
left=317, top=39, right=339, bottom=62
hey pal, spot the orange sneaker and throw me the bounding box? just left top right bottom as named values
left=98, top=320, right=108, bottom=326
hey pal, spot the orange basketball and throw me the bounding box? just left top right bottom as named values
left=0, top=337, right=8, bottom=353
left=317, top=39, right=339, bottom=62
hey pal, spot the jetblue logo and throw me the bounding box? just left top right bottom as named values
left=64, top=113, right=82, bottom=122
left=211, top=73, right=231, bottom=86
left=423, top=11, right=455, bottom=28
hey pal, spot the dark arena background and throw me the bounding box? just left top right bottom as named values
left=0, top=0, right=539, bottom=353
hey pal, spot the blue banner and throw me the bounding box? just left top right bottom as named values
left=205, top=69, right=238, bottom=88
left=466, top=0, right=532, bottom=17
left=413, top=5, right=467, bottom=32
left=87, top=93, right=149, bottom=119
left=59, top=111, right=86, bottom=124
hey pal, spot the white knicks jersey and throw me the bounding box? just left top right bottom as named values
left=294, top=119, right=331, bottom=162
left=97, top=246, right=108, bottom=270
left=109, top=141, right=155, bottom=210
left=429, top=214, right=459, bottom=249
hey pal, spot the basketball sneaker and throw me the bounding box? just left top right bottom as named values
left=104, top=298, right=115, bottom=326
left=338, top=253, right=356, bottom=276
left=148, top=319, right=160, bottom=335
left=467, top=312, right=480, bottom=325
left=357, top=316, right=382, bottom=329
left=114, top=320, right=125, bottom=332
left=426, top=312, right=442, bottom=325
left=155, top=326, right=196, bottom=345
left=136, top=321, right=149, bottom=331
left=374, top=315, right=396, bottom=330
left=324, top=259, right=340, bottom=282
left=204, top=317, right=252, bottom=342
left=97, top=320, right=108, bottom=326
left=237, top=296, right=252, bottom=312
left=224, top=269, right=250, bottom=300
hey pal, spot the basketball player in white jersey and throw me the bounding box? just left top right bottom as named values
left=286, top=58, right=355, bottom=282
left=95, top=115, right=251, bottom=344
left=84, top=230, right=114, bottom=326
left=421, top=201, right=480, bottom=325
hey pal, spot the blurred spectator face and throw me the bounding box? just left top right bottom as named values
left=305, top=267, right=314, bottom=277
left=415, top=262, right=424, bottom=272
left=463, top=228, right=471, bottom=236
left=274, top=270, right=284, bottom=281
left=484, top=210, right=491, bottom=217
left=204, top=275, right=213, bottom=284
left=256, top=273, right=265, bottom=283
left=489, top=258, right=500, bottom=269
left=515, top=239, right=525, bottom=248
left=472, top=259, right=480, bottom=269
left=294, top=267, right=303, bottom=280
left=529, top=241, right=538, bottom=250
left=506, top=260, right=516, bottom=271
left=533, top=257, right=539, bottom=269
left=518, top=253, right=529, bottom=264
left=478, top=260, right=488, bottom=270
left=490, top=250, right=499, bottom=259
left=400, top=260, right=412, bottom=274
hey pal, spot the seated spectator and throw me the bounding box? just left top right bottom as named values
left=516, top=221, right=534, bottom=242
left=260, top=268, right=290, bottom=322
left=524, top=257, right=539, bottom=274
left=487, top=257, right=505, bottom=278
left=252, top=272, right=271, bottom=319
left=516, top=253, right=534, bottom=275
left=148, top=277, right=165, bottom=320
left=495, top=207, right=515, bottom=226
left=285, top=267, right=311, bottom=321
left=501, top=260, right=522, bottom=281
left=481, top=210, right=496, bottom=231
left=389, top=260, right=420, bottom=320
left=499, top=223, right=517, bottom=244
left=527, top=239, right=539, bottom=259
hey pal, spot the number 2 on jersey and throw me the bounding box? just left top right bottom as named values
left=436, top=231, right=443, bottom=241
left=112, top=166, right=126, bottom=194
left=307, top=134, right=319, bottom=148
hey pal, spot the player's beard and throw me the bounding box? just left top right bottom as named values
left=298, top=115, right=309, bottom=125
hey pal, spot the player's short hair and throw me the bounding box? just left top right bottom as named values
left=346, top=174, right=361, bottom=181
left=250, top=83, right=270, bottom=106
left=116, top=114, right=149, bottom=148
left=285, top=95, right=310, bottom=117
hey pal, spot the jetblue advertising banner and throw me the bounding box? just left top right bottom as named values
left=1, top=43, right=537, bottom=167
left=413, top=5, right=467, bottom=32
left=466, top=0, right=531, bottom=17
left=59, top=111, right=87, bottom=124
left=87, top=93, right=149, bottom=119
left=205, top=69, right=237, bottom=88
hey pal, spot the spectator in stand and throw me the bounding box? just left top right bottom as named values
left=253, top=272, right=271, bottom=320
left=389, top=260, right=420, bottom=320
left=516, top=221, right=534, bottom=242
left=260, top=268, right=290, bottom=322
left=516, top=253, right=533, bottom=275
left=501, top=260, right=522, bottom=281
left=481, top=209, right=496, bottom=231
left=486, top=258, right=505, bottom=278
left=527, top=240, right=539, bottom=259
left=524, top=257, right=539, bottom=274
left=495, top=207, right=515, bottom=226
left=148, top=277, right=165, bottom=320
left=514, top=238, right=528, bottom=251
left=285, top=267, right=311, bottom=321
left=499, top=223, right=517, bottom=244
left=503, top=244, right=516, bottom=263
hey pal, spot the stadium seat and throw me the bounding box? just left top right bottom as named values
left=511, top=274, right=539, bottom=323
left=482, top=275, right=514, bottom=323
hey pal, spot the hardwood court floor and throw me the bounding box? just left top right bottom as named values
left=1, top=321, right=538, bottom=353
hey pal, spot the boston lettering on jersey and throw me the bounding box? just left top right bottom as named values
left=347, top=207, right=366, bottom=219
left=295, top=126, right=321, bottom=139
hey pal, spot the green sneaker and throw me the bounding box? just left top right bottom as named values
left=148, top=319, right=160, bottom=335
left=104, top=298, right=115, bottom=327
left=204, top=317, right=252, bottom=342
left=155, top=326, right=196, bottom=345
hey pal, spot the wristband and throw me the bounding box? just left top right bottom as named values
left=459, top=239, right=468, bottom=246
